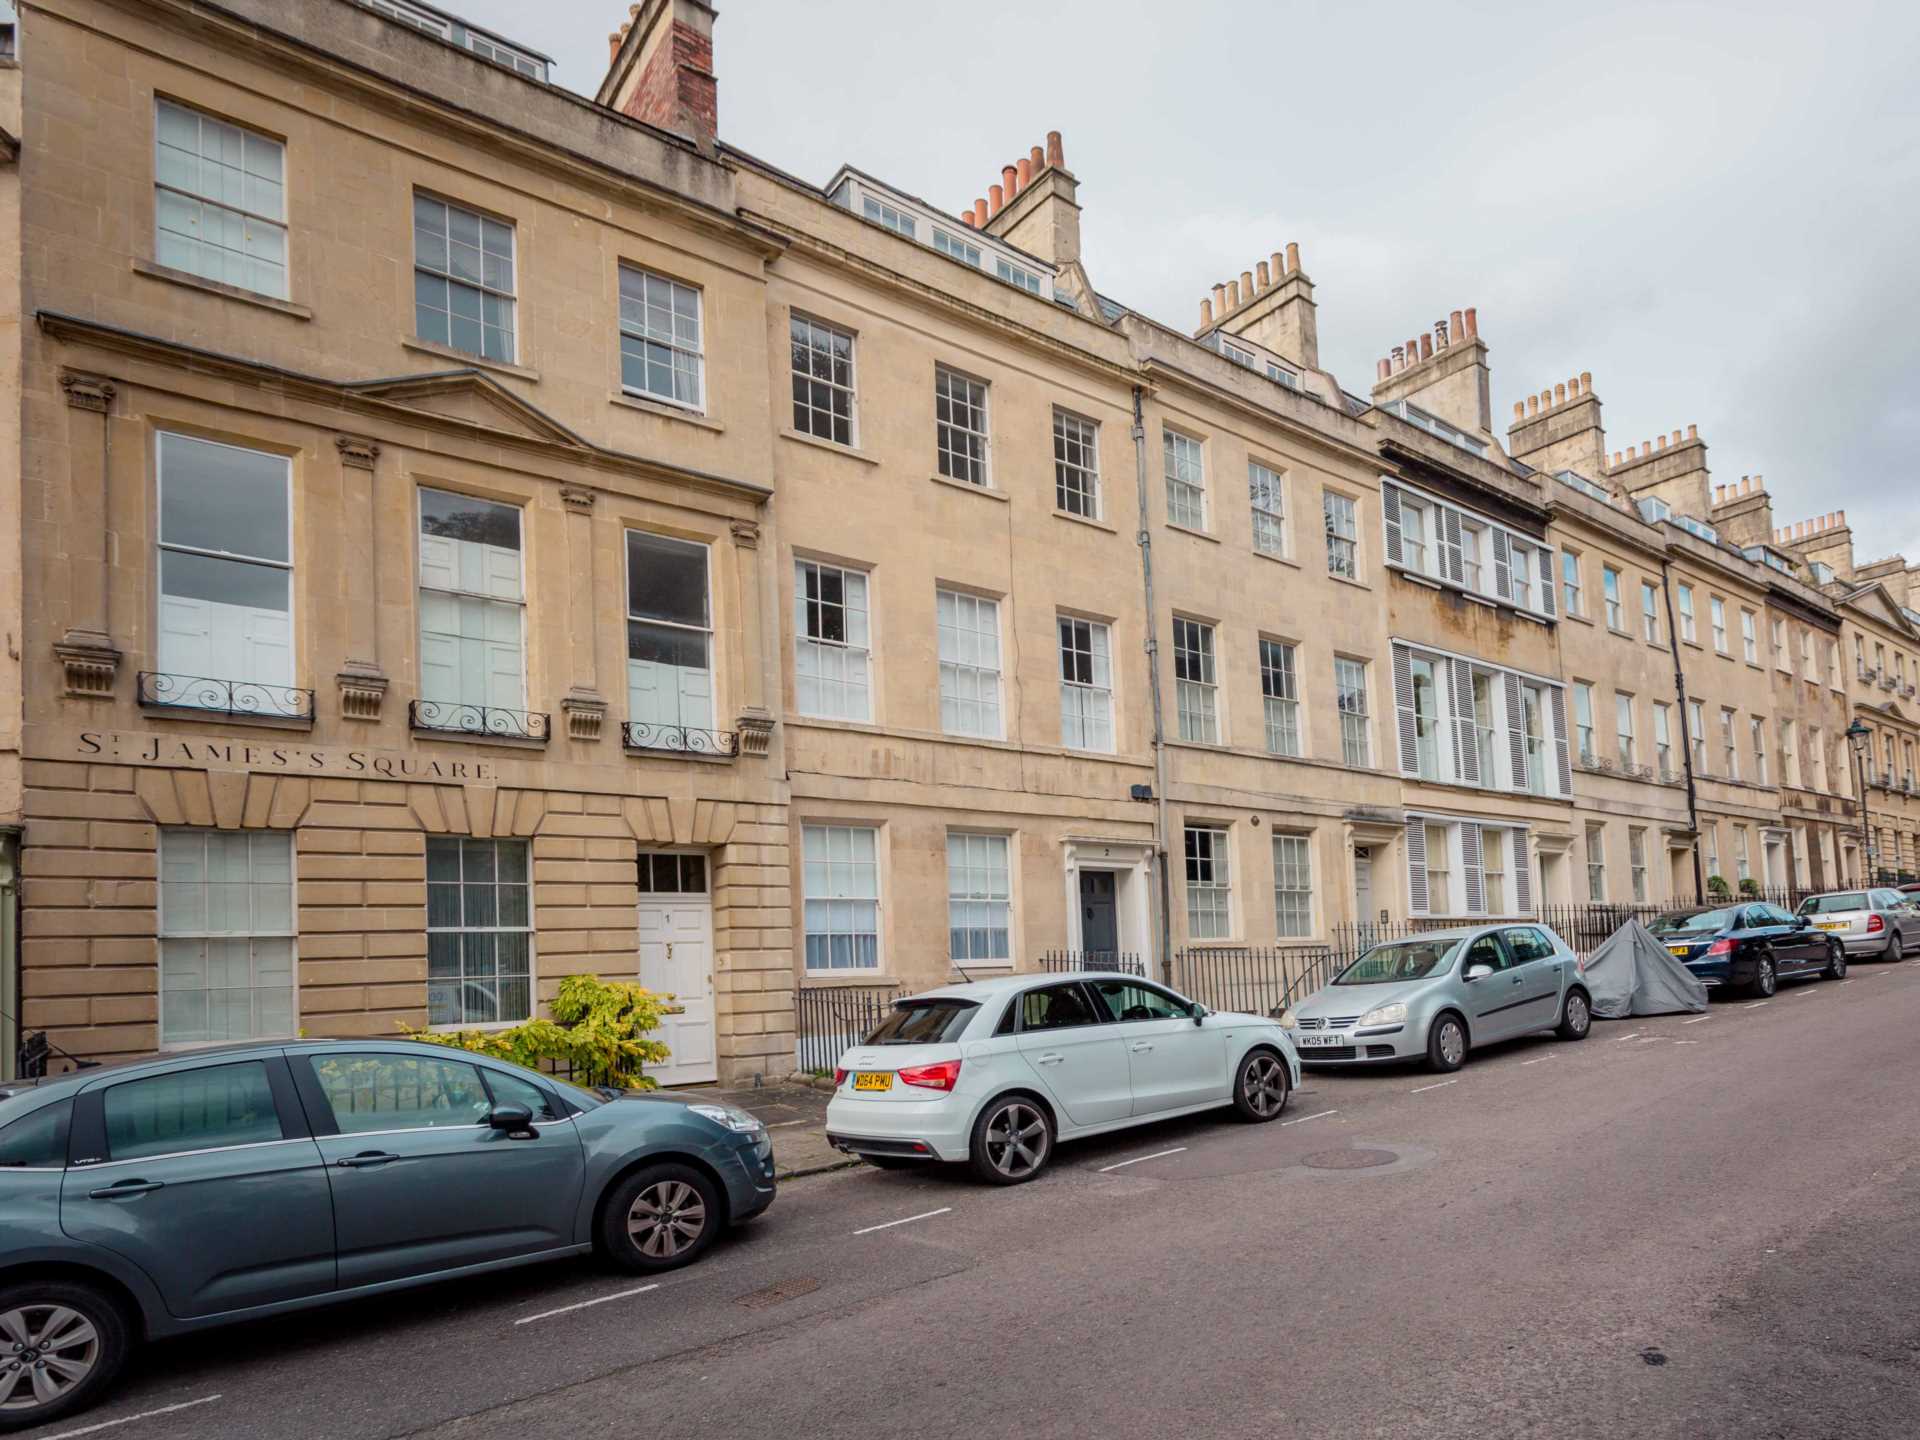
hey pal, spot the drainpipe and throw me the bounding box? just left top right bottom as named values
left=1658, top=559, right=1705, bottom=901
left=1132, top=387, right=1174, bottom=981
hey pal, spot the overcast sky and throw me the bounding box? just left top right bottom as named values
left=453, top=0, right=1920, bottom=567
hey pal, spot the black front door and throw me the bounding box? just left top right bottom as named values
left=1080, top=871, right=1118, bottom=960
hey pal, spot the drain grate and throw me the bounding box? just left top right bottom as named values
left=735, top=1276, right=821, bottom=1310
left=1301, top=1148, right=1397, bottom=1171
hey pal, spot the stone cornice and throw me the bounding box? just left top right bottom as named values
left=37, top=310, right=772, bottom=504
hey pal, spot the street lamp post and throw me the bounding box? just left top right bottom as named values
left=1846, top=719, right=1873, bottom=885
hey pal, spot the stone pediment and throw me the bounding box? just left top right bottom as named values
left=1845, top=583, right=1917, bottom=637
left=346, top=369, right=588, bottom=450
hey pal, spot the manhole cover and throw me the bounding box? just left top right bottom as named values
left=1302, top=1148, right=1397, bottom=1171
left=735, top=1276, right=820, bottom=1310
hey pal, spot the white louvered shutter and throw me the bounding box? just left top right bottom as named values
left=1442, top=508, right=1465, bottom=584
left=1462, top=823, right=1485, bottom=915
left=1504, top=671, right=1527, bottom=791
left=1550, top=687, right=1573, bottom=796
left=1450, top=657, right=1477, bottom=784
left=1536, top=546, right=1557, bottom=617
left=1392, top=645, right=1418, bottom=775
left=1493, top=530, right=1512, bottom=600
left=1513, top=827, right=1534, bottom=914
left=1382, top=484, right=1404, bottom=566
left=1405, top=817, right=1428, bottom=914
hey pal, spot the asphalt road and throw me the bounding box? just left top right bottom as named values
left=26, top=961, right=1920, bottom=1440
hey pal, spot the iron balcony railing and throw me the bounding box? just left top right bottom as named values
left=137, top=671, right=314, bottom=721
left=409, top=699, right=550, bottom=742
left=622, top=721, right=739, bottom=757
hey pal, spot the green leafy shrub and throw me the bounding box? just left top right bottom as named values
left=1737, top=877, right=1761, bottom=897
left=1706, top=874, right=1731, bottom=898
left=402, top=974, right=672, bottom=1089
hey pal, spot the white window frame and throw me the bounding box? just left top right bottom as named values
left=154, top=432, right=296, bottom=709
left=1740, top=609, right=1758, bottom=664
left=934, top=365, right=990, bottom=487
left=618, top=264, right=704, bottom=412
left=1483, top=827, right=1509, bottom=915
left=1629, top=826, right=1649, bottom=902
left=623, top=530, right=715, bottom=745
left=413, top=192, right=516, bottom=364
left=936, top=588, right=1004, bottom=738
left=1585, top=822, right=1607, bottom=903
left=1752, top=716, right=1769, bottom=785
left=861, top=194, right=916, bottom=239
left=158, top=828, right=296, bottom=1047
left=426, top=836, right=534, bottom=1029
left=153, top=99, right=289, bottom=300
left=1249, top=459, right=1286, bottom=558
left=1654, top=702, right=1673, bottom=775
left=1711, top=595, right=1728, bottom=654
left=1615, top=691, right=1637, bottom=768
left=1184, top=825, right=1232, bottom=940
left=1173, top=616, right=1220, bottom=744
left=1561, top=550, right=1583, bottom=616
left=1424, top=822, right=1453, bottom=914
left=1325, top=490, right=1359, bottom=578
left=995, top=256, right=1042, bottom=295
left=1574, top=682, right=1596, bottom=762
left=946, top=832, right=1012, bottom=967
left=1164, top=429, right=1207, bottom=531
left=1641, top=581, right=1661, bottom=643
left=1336, top=656, right=1371, bottom=767
left=1689, top=699, right=1707, bottom=773
left=416, top=486, right=528, bottom=725
left=1603, top=567, right=1624, bottom=630
left=1721, top=707, right=1739, bottom=780
left=1773, top=616, right=1791, bottom=672
left=1058, top=615, right=1113, bottom=753
left=794, top=558, right=872, bottom=722
left=1678, top=583, right=1696, bottom=643
left=802, top=823, right=882, bottom=974
left=790, top=313, right=857, bottom=446
left=933, top=228, right=981, bottom=266
left=1260, top=638, right=1301, bottom=757
left=1053, top=408, right=1100, bottom=519
left=1272, top=833, right=1313, bottom=938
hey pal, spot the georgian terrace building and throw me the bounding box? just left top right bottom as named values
left=1, top=0, right=1909, bottom=1081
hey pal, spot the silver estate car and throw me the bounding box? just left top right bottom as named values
left=1796, top=888, right=1920, bottom=960
left=1277, top=923, right=1593, bottom=1072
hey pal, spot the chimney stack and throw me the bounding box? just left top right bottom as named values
left=602, top=0, right=719, bottom=157
left=976, top=130, right=1084, bottom=270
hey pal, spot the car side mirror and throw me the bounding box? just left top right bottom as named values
left=1191, top=1004, right=1207, bottom=1026
left=1793, top=915, right=1810, bottom=929
left=486, top=1102, right=536, bottom=1137
left=1463, top=963, right=1494, bottom=982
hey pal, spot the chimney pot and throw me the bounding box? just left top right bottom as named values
left=1580, top=370, right=1592, bottom=391
left=1002, top=164, right=1019, bottom=199
left=1285, top=241, right=1301, bottom=273
left=1378, top=358, right=1392, bottom=380
left=1526, top=395, right=1539, bottom=416
left=1671, top=430, right=1681, bottom=446
left=1240, top=269, right=1255, bottom=301
left=1628, top=446, right=1638, bottom=460
left=1714, top=485, right=1725, bottom=503
left=1392, top=344, right=1406, bottom=368
left=1539, top=390, right=1551, bottom=409
left=973, top=198, right=989, bottom=226
left=1448, top=309, right=1464, bottom=343
left=608, top=30, right=624, bottom=61
left=1257, top=260, right=1271, bottom=289
left=1045, top=130, right=1064, bottom=168
left=1227, top=279, right=1241, bottom=308
left=960, top=211, right=975, bottom=229
left=1419, top=333, right=1434, bottom=360
left=1212, top=284, right=1228, bottom=313
left=1463, top=307, right=1478, bottom=337
left=1514, top=400, right=1526, bottom=420
left=1016, top=156, right=1033, bottom=189
left=1658, top=435, right=1669, bottom=450
left=1029, top=145, right=1045, bottom=171
left=1642, top=438, right=1652, bottom=452
left=1200, top=298, right=1214, bottom=327
left=1554, top=382, right=1567, bottom=404
left=988, top=183, right=1004, bottom=216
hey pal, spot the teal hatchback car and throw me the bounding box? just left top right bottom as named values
left=0, top=1039, right=775, bottom=1431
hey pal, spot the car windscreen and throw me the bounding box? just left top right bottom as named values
left=1332, top=939, right=1460, bottom=985
left=864, top=998, right=980, bottom=1045
left=1799, top=893, right=1867, bottom=915
left=1652, top=908, right=1734, bottom=933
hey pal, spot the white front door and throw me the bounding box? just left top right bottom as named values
left=637, top=852, right=717, bottom=1087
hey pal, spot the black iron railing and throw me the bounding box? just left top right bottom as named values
left=794, top=981, right=900, bottom=1073
left=138, top=671, right=313, bottom=721
left=1037, top=949, right=1147, bottom=976
left=623, top=722, right=739, bottom=757
left=410, top=699, right=550, bottom=742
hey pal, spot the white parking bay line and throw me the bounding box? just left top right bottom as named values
left=43, top=1395, right=223, bottom=1440
left=1742, top=1001, right=1770, bottom=1009
left=1097, top=1147, right=1188, bottom=1173
left=515, top=1283, right=659, bottom=1326
left=1519, top=1056, right=1555, bottom=1066
left=1280, top=1108, right=1338, bottom=1126
left=853, top=1206, right=953, bottom=1236
left=1410, top=1078, right=1460, bottom=1094
left=1682, top=1015, right=1713, bottom=1024
left=1614, top=1033, right=1642, bottom=1042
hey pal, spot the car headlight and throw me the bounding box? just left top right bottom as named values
left=1358, top=1002, right=1407, bottom=1029
left=689, top=1103, right=765, bottom=1134
left=1271, top=1006, right=1296, bottom=1029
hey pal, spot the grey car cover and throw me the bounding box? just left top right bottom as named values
left=1584, top=919, right=1709, bottom=1018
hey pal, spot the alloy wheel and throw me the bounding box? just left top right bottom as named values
left=1829, top=943, right=1847, bottom=979
left=1756, top=956, right=1776, bottom=997
left=1242, top=1055, right=1288, bottom=1117
left=627, top=1180, right=708, bottom=1260
left=0, top=1304, right=100, bottom=1412
left=984, top=1102, right=1048, bottom=1179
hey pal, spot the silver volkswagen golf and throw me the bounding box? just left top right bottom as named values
left=1276, top=923, right=1593, bottom=1071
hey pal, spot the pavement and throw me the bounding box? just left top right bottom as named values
left=703, top=1077, right=846, bottom=1178
left=25, top=959, right=1920, bottom=1440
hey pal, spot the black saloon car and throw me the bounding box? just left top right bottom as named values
left=1647, top=901, right=1847, bottom=996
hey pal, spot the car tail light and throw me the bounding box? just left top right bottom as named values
left=1706, top=938, right=1733, bottom=957
left=1867, top=915, right=1885, bottom=934
left=898, top=1059, right=963, bottom=1092
left=833, top=1068, right=848, bottom=1088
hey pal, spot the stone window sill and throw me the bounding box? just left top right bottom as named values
left=402, top=337, right=541, bottom=383
left=611, top=390, right=724, bottom=431
left=930, top=473, right=1007, bottom=501
left=133, top=259, right=312, bottom=319
left=781, top=428, right=879, bottom=465
left=1053, top=508, right=1118, bottom=535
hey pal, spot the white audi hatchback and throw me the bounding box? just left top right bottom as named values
left=824, top=971, right=1300, bottom=1183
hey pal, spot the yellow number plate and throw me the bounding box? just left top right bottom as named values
left=1668, top=946, right=1690, bottom=957
left=1815, top=922, right=1846, bottom=932
left=853, top=1071, right=892, bottom=1093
